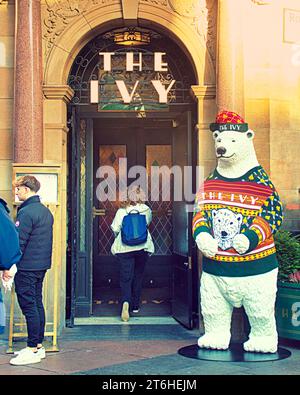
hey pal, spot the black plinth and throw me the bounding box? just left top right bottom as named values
left=178, top=343, right=291, bottom=362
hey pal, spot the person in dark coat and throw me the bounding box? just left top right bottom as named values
left=10, top=175, right=54, bottom=366
left=0, top=198, right=22, bottom=334
left=0, top=198, right=21, bottom=274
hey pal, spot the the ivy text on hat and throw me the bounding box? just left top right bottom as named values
left=210, top=110, right=249, bottom=132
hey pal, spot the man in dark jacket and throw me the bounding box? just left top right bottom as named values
left=10, top=175, right=54, bottom=366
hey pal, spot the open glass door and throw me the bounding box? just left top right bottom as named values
left=68, top=110, right=93, bottom=322
left=67, top=107, right=79, bottom=326
left=172, top=110, right=198, bottom=329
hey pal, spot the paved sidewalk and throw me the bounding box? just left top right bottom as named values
left=0, top=322, right=300, bottom=375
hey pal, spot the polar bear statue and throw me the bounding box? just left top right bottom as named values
left=193, top=110, right=283, bottom=353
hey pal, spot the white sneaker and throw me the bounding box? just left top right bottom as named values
left=121, top=302, right=129, bottom=322
left=10, top=347, right=41, bottom=365
left=14, top=346, right=46, bottom=359
left=37, top=347, right=46, bottom=359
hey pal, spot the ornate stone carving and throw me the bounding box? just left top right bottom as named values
left=141, top=0, right=168, bottom=6
left=44, top=0, right=217, bottom=68
left=169, top=0, right=203, bottom=17
left=43, top=0, right=117, bottom=57
left=192, top=0, right=217, bottom=65
left=141, top=0, right=217, bottom=66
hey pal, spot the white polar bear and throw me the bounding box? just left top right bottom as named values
left=193, top=111, right=283, bottom=353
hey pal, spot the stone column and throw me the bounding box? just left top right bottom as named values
left=216, top=0, right=244, bottom=115
left=43, top=84, right=74, bottom=331
left=14, top=0, right=43, bottom=163
left=191, top=85, right=217, bottom=178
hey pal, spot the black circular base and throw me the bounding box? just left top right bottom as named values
left=178, top=343, right=291, bottom=362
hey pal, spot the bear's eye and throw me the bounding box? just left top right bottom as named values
left=232, top=140, right=236, bottom=143
left=218, top=219, right=221, bottom=223
left=230, top=222, right=233, bottom=225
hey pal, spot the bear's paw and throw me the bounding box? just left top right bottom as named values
left=196, top=233, right=218, bottom=258
left=243, top=337, right=278, bottom=354
left=232, top=234, right=250, bottom=255
left=197, top=333, right=230, bottom=350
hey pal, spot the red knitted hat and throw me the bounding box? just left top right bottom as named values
left=210, top=110, right=248, bottom=132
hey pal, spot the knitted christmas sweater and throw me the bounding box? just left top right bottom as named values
left=192, top=166, right=283, bottom=277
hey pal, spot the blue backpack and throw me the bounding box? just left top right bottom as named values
left=121, top=209, right=148, bottom=246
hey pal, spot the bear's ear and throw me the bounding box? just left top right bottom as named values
left=212, top=131, right=219, bottom=140
left=246, top=129, right=255, bottom=140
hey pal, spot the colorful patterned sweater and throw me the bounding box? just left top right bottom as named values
left=192, top=166, right=283, bottom=277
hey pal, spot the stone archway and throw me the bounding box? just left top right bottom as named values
left=42, top=1, right=216, bottom=86
left=41, top=0, right=217, bottom=326
left=42, top=0, right=217, bottom=168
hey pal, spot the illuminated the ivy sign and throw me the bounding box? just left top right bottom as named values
left=90, top=52, right=176, bottom=111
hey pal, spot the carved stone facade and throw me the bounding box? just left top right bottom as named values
left=141, top=0, right=168, bottom=6
left=166, top=0, right=217, bottom=64
left=42, top=0, right=118, bottom=56
left=42, top=0, right=217, bottom=66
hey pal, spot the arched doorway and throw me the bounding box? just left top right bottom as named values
left=66, top=26, right=199, bottom=327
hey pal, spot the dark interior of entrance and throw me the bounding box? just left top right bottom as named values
left=93, top=118, right=175, bottom=316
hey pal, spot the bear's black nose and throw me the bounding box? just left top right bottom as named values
left=221, top=231, right=228, bottom=237
left=217, top=147, right=226, bottom=156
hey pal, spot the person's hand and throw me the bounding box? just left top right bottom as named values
left=2, top=270, right=13, bottom=282
left=1, top=265, right=17, bottom=292
left=2, top=265, right=17, bottom=281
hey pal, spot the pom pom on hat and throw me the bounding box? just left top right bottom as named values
left=210, top=110, right=248, bottom=132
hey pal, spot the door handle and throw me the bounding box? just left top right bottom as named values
left=183, top=257, right=192, bottom=269
left=152, top=209, right=172, bottom=217
left=92, top=207, right=106, bottom=218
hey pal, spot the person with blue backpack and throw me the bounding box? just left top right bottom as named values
left=111, top=186, right=154, bottom=322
